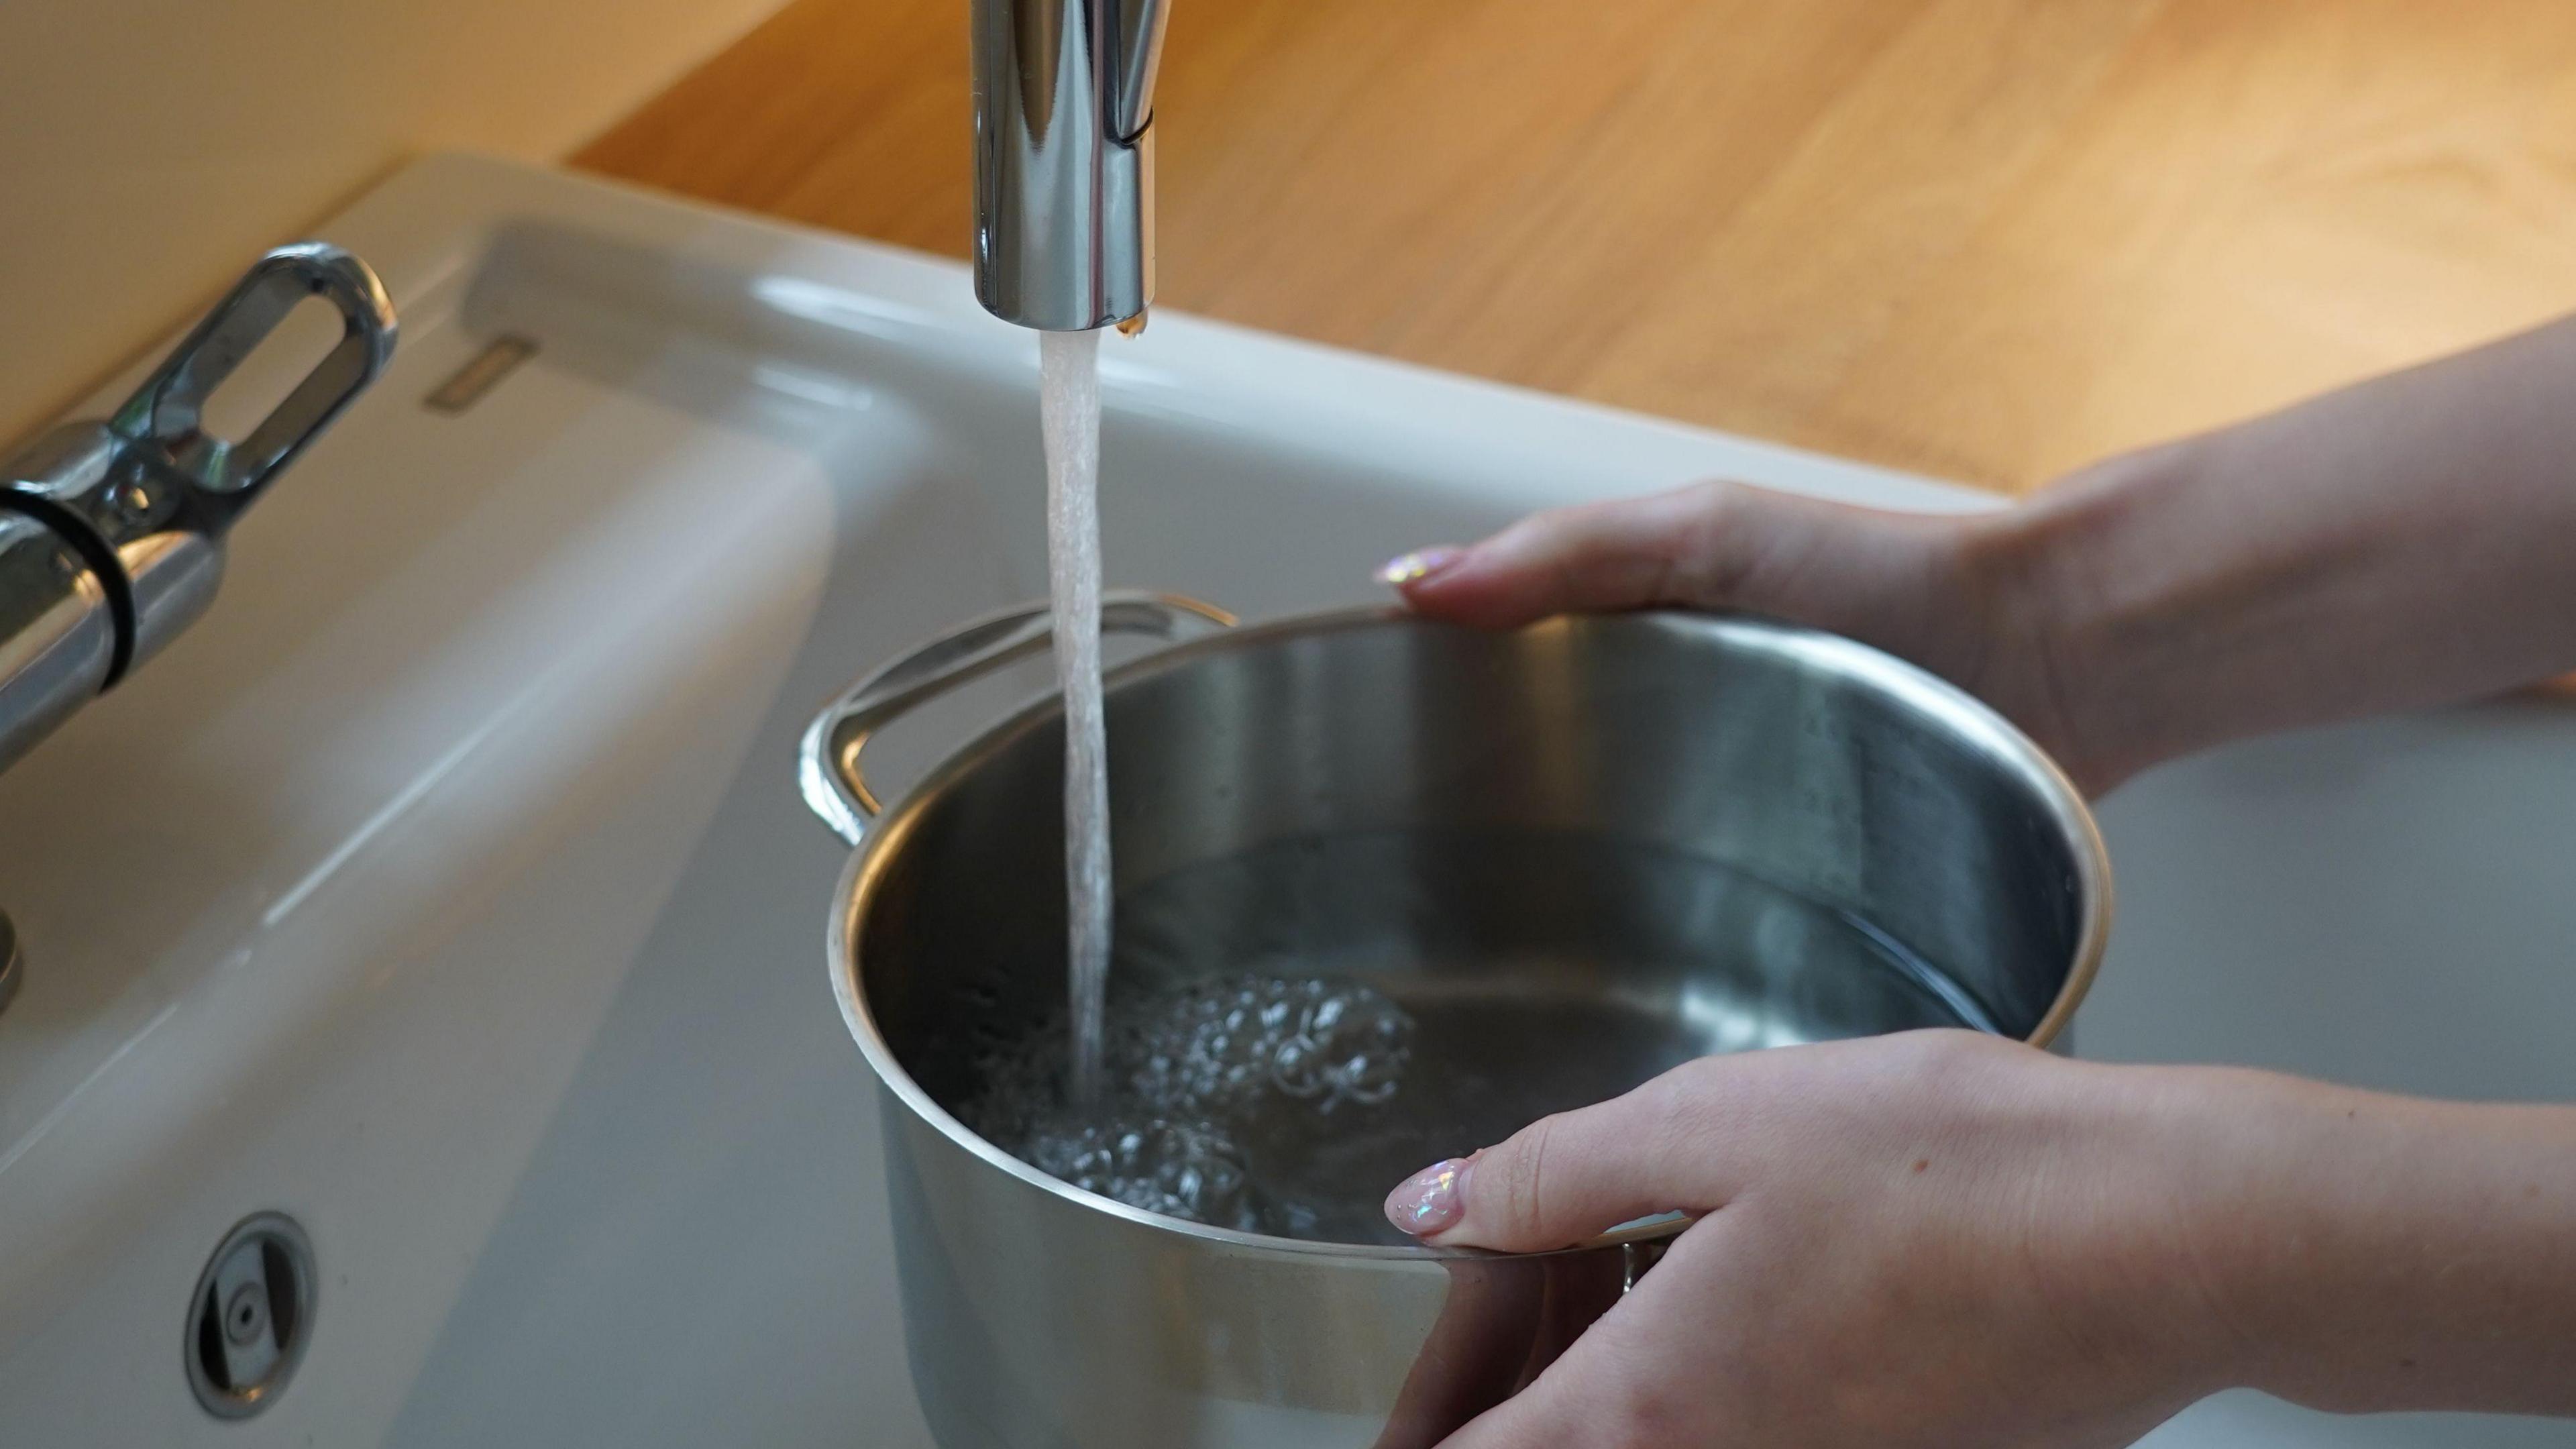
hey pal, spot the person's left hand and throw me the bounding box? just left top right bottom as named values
left=1380, top=1030, right=2248, bottom=1448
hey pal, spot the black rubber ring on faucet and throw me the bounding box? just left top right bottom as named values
left=0, top=490, right=138, bottom=688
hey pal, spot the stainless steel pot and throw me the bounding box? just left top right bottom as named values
left=801, top=594, right=2110, bottom=1449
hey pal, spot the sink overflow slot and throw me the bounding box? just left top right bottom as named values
left=186, top=1213, right=315, bottom=1418
left=424, top=334, right=538, bottom=414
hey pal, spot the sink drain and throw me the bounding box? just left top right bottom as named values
left=185, top=1213, right=314, bottom=1418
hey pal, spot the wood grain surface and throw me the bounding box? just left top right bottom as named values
left=578, top=0, right=2576, bottom=492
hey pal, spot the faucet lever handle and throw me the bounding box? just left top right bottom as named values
left=109, top=243, right=397, bottom=499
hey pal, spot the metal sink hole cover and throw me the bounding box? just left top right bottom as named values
left=185, top=1212, right=315, bottom=1418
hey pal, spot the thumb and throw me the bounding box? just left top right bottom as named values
left=1383, top=1077, right=1737, bottom=1252
left=1380, top=480, right=1974, bottom=640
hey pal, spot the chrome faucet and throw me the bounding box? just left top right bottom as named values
left=0, top=245, right=394, bottom=777
left=0, top=243, right=393, bottom=1014
left=971, top=0, right=1171, bottom=330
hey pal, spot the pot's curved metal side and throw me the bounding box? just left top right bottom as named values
left=881, top=1102, right=1626, bottom=1448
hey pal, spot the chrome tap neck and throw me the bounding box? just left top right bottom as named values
left=971, top=0, right=1169, bottom=330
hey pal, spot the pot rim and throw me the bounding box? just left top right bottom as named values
left=823, top=606, right=2113, bottom=1260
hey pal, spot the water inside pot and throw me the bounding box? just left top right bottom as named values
left=950, top=827, right=1990, bottom=1245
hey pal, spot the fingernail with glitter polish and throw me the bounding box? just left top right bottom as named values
left=1377, top=547, right=1465, bottom=588
left=1385, top=1157, right=1472, bottom=1236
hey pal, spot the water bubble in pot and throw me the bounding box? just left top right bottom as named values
left=961, top=973, right=1419, bottom=1236
left=1023, top=1116, right=1259, bottom=1231
left=1118, top=976, right=1416, bottom=1120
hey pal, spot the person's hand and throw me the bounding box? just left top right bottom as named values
left=1380, top=1032, right=2576, bottom=1448
left=1377, top=479, right=2129, bottom=790
left=1385, top=312, right=2576, bottom=795
left=1380, top=1031, right=2234, bottom=1447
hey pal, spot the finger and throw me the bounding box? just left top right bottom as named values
left=1381, top=480, right=1977, bottom=649
left=1380, top=484, right=1749, bottom=629
left=1518, top=1250, right=1628, bottom=1387
left=1432, top=1242, right=1703, bottom=1449
left=1383, top=1069, right=1745, bottom=1252
left=1371, top=1260, right=1546, bottom=1449
left=1430, top=1342, right=1617, bottom=1449
left=1434, top=1221, right=1742, bottom=1449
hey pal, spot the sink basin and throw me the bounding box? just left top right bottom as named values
left=0, top=154, right=2568, bottom=1447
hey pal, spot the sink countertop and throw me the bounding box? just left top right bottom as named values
left=576, top=0, right=2576, bottom=494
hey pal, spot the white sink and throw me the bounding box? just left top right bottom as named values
left=0, top=154, right=2567, bottom=1447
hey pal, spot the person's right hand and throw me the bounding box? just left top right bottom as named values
left=1376, top=1032, right=2576, bottom=1448
left=1382, top=1031, right=2234, bottom=1448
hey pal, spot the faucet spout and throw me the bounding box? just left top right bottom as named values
left=972, top=0, right=1169, bottom=330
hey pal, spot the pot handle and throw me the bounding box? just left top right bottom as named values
left=797, top=591, right=1237, bottom=846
